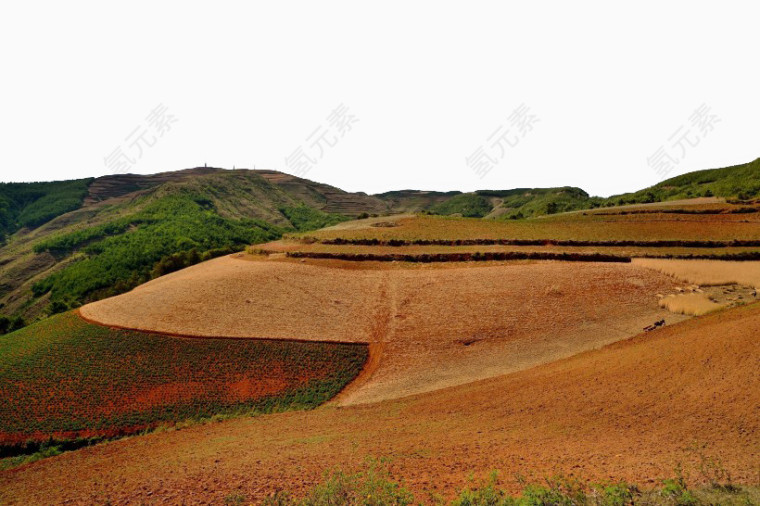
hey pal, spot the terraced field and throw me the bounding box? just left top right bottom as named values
left=299, top=205, right=760, bottom=244
left=0, top=312, right=367, bottom=446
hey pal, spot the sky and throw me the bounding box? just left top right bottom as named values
left=0, top=1, right=757, bottom=197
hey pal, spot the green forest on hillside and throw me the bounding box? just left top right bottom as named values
left=484, top=187, right=601, bottom=219
left=0, top=179, right=92, bottom=242
left=26, top=193, right=352, bottom=319
left=425, top=158, right=760, bottom=219
left=428, top=193, right=494, bottom=218
left=31, top=194, right=280, bottom=313
left=609, top=157, right=760, bottom=204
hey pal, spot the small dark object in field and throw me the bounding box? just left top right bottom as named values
left=643, top=319, right=666, bottom=332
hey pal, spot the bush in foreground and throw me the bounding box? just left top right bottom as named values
left=249, top=461, right=759, bottom=506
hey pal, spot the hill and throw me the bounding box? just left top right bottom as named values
left=414, top=157, right=760, bottom=219
left=375, top=187, right=598, bottom=219
left=0, top=179, right=93, bottom=242
left=609, top=157, right=760, bottom=204
left=1, top=160, right=760, bottom=501
left=0, top=168, right=387, bottom=327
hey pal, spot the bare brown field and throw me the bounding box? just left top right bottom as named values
left=80, top=254, right=684, bottom=405
left=3, top=301, right=758, bottom=505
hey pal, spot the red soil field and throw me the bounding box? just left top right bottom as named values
left=2, top=301, right=757, bottom=504
left=0, top=313, right=367, bottom=445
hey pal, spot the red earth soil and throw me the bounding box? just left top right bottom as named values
left=1, top=301, right=758, bottom=504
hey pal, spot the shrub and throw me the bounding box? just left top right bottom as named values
left=520, top=476, right=588, bottom=506
left=452, top=471, right=512, bottom=506
left=300, top=459, right=414, bottom=506
left=223, top=492, right=247, bottom=505
left=591, top=482, right=636, bottom=506
left=0, top=316, right=26, bottom=335
left=280, top=204, right=349, bottom=232
left=660, top=476, right=697, bottom=505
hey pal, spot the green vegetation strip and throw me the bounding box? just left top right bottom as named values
left=285, top=251, right=632, bottom=263
left=592, top=206, right=760, bottom=216
left=0, top=312, right=368, bottom=450
left=314, top=238, right=760, bottom=248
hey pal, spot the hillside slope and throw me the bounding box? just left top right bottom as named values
left=0, top=168, right=384, bottom=326
left=0, top=179, right=93, bottom=241
left=609, top=157, right=760, bottom=204
left=3, top=300, right=757, bottom=503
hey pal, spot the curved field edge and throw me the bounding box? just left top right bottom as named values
left=0, top=312, right=368, bottom=448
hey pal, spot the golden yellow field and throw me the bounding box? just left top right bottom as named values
left=634, top=258, right=760, bottom=288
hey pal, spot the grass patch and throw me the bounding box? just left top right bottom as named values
left=258, top=461, right=760, bottom=505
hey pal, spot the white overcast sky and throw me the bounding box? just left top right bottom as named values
left=0, top=1, right=757, bottom=197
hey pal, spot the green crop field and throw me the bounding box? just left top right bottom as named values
left=0, top=313, right=367, bottom=447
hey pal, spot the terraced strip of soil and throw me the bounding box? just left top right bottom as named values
left=3, top=301, right=757, bottom=504
left=304, top=214, right=760, bottom=243
left=285, top=250, right=632, bottom=263
left=311, top=238, right=760, bottom=248
left=80, top=255, right=685, bottom=405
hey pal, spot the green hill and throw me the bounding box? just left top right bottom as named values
left=0, top=179, right=93, bottom=242
left=608, top=157, right=760, bottom=205
left=0, top=168, right=379, bottom=328
left=480, top=187, right=599, bottom=219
